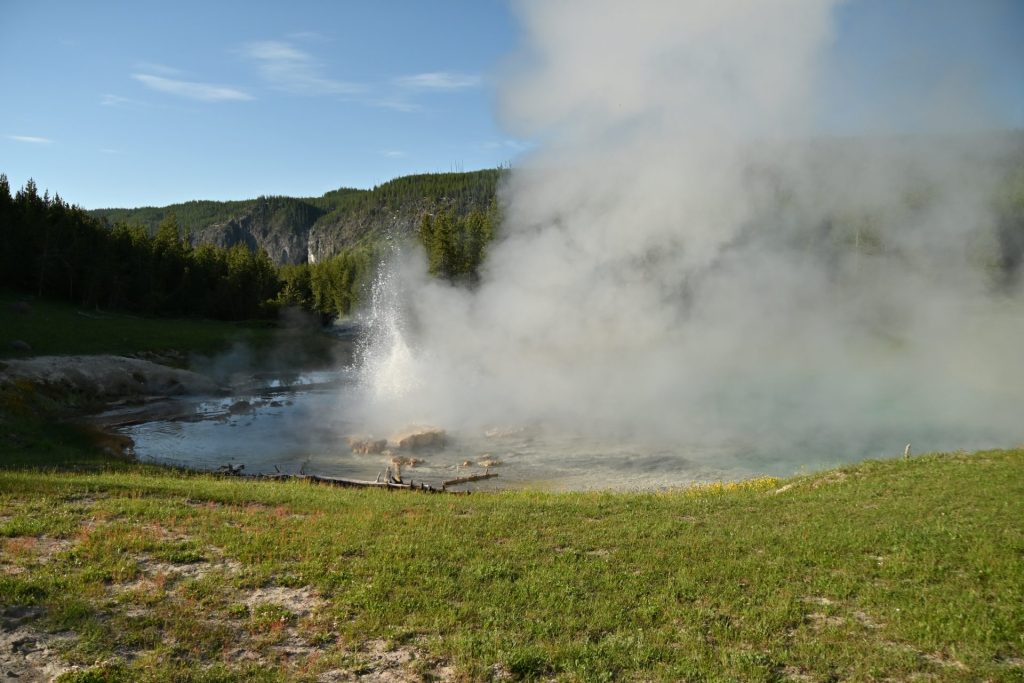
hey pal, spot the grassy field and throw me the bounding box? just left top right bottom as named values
left=0, top=291, right=280, bottom=360
left=1, top=407, right=1021, bottom=681
left=0, top=295, right=1022, bottom=681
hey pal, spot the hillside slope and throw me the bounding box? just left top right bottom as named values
left=90, top=170, right=503, bottom=266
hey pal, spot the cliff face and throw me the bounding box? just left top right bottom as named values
left=304, top=170, right=502, bottom=264
left=196, top=207, right=317, bottom=266
left=199, top=195, right=480, bottom=265
left=307, top=197, right=454, bottom=263
left=90, top=169, right=503, bottom=266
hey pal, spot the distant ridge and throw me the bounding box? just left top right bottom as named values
left=89, top=169, right=505, bottom=266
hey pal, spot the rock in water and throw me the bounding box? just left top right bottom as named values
left=390, top=427, right=446, bottom=451
left=347, top=436, right=388, bottom=454
left=228, top=400, right=253, bottom=415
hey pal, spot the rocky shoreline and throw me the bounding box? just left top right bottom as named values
left=0, top=355, right=221, bottom=401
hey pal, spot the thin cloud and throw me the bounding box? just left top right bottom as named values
left=241, top=40, right=362, bottom=96
left=365, top=97, right=422, bottom=113
left=380, top=149, right=406, bottom=158
left=132, top=73, right=253, bottom=102
left=395, top=72, right=481, bottom=90
left=101, top=93, right=153, bottom=107
left=101, top=94, right=130, bottom=106
left=134, top=61, right=181, bottom=76
left=483, top=138, right=530, bottom=151
left=8, top=135, right=53, bottom=144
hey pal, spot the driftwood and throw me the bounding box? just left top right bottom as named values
left=252, top=470, right=493, bottom=494
left=442, top=471, right=500, bottom=487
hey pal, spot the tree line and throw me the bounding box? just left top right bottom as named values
left=418, top=202, right=498, bottom=282
left=88, top=169, right=504, bottom=243
left=0, top=175, right=500, bottom=323
left=0, top=176, right=280, bottom=320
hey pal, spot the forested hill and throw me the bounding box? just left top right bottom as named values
left=89, top=169, right=503, bottom=266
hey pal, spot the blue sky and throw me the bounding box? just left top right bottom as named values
left=826, top=0, right=1024, bottom=134
left=1, top=0, right=1021, bottom=209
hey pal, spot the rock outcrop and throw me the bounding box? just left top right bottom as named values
left=90, top=169, right=502, bottom=267
left=0, top=355, right=220, bottom=399
left=390, top=427, right=446, bottom=451
left=194, top=198, right=320, bottom=266
left=347, top=436, right=388, bottom=455
left=346, top=427, right=447, bottom=454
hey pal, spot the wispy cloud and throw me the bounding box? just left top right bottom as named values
left=380, top=149, right=406, bottom=158
left=365, top=97, right=422, bottom=113
left=98, top=147, right=121, bottom=155
left=134, top=61, right=181, bottom=76
left=101, top=94, right=130, bottom=106
left=8, top=135, right=53, bottom=144
left=483, top=138, right=530, bottom=152
left=241, top=40, right=362, bottom=96
left=100, top=93, right=155, bottom=108
left=132, top=73, right=253, bottom=102
left=395, top=72, right=481, bottom=91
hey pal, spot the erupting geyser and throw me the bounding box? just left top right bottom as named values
left=352, top=0, right=1024, bottom=473
left=355, top=247, right=421, bottom=407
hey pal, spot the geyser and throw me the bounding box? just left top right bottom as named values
left=353, top=0, right=1024, bottom=472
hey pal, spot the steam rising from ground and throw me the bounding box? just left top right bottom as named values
left=355, top=1, right=1024, bottom=464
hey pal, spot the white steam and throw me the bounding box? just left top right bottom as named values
left=354, top=0, right=1024, bottom=467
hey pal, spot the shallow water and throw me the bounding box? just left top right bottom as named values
left=98, top=368, right=1013, bottom=492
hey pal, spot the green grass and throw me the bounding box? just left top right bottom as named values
left=0, top=293, right=1021, bottom=680
left=1, top=422, right=1021, bottom=680
left=0, top=290, right=277, bottom=359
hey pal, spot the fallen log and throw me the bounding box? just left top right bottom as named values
left=442, top=471, right=500, bottom=487
left=306, top=473, right=411, bottom=489
left=252, top=472, right=472, bottom=494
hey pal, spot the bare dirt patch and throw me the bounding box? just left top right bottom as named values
left=923, top=651, right=969, bottom=671
left=852, top=610, right=883, bottom=629
left=1, top=536, right=73, bottom=576
left=801, top=596, right=838, bottom=606
left=137, top=554, right=239, bottom=582
left=779, top=665, right=816, bottom=682
left=0, top=606, right=75, bottom=683
left=318, top=639, right=456, bottom=682
left=806, top=612, right=846, bottom=628
left=809, top=471, right=850, bottom=488
left=245, top=586, right=325, bottom=618
left=137, top=522, right=191, bottom=542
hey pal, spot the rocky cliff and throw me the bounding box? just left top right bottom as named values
left=193, top=196, right=321, bottom=266
left=90, top=169, right=503, bottom=266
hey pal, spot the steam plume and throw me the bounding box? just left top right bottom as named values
left=354, top=1, right=1024, bottom=472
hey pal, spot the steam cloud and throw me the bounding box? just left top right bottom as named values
left=354, top=1, right=1024, bottom=472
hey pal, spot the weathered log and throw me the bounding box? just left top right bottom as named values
left=251, top=472, right=471, bottom=494
left=307, top=473, right=409, bottom=489
left=442, top=471, right=499, bottom=487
